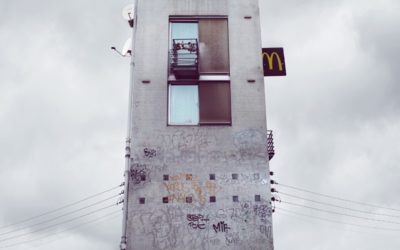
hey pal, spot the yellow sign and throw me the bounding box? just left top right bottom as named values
left=263, top=52, right=283, bottom=71
left=262, top=48, right=286, bottom=76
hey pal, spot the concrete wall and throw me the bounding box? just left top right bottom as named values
left=126, top=0, right=273, bottom=249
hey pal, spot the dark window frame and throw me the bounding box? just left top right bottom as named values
left=167, top=80, right=231, bottom=126
left=168, top=16, right=231, bottom=126
left=169, top=17, right=230, bottom=75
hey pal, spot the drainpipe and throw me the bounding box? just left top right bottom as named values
left=120, top=1, right=138, bottom=249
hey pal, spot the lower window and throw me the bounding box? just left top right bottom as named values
left=168, top=85, right=199, bottom=125
left=168, top=82, right=231, bottom=125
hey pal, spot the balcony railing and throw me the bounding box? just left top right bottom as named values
left=169, top=39, right=199, bottom=79
left=267, top=130, right=275, bottom=160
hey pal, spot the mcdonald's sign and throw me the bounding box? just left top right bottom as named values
left=262, top=48, right=286, bottom=76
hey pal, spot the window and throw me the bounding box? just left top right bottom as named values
left=168, top=82, right=231, bottom=125
left=199, top=82, right=231, bottom=124
left=168, top=85, right=199, bottom=125
left=169, top=18, right=229, bottom=77
left=168, top=17, right=231, bottom=126
left=170, top=22, right=199, bottom=79
left=198, top=19, right=229, bottom=74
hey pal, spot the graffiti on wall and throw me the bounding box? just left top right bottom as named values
left=254, top=205, right=273, bottom=223
left=225, top=232, right=240, bottom=246
left=132, top=129, right=269, bottom=167
left=233, top=129, right=268, bottom=161
left=127, top=128, right=273, bottom=249
left=130, top=163, right=150, bottom=185
left=163, top=173, right=221, bottom=205
left=213, top=221, right=231, bottom=233
left=144, top=148, right=157, bottom=158
left=130, top=203, right=273, bottom=249
left=187, top=214, right=209, bottom=229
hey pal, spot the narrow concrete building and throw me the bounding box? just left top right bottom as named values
left=122, top=0, right=274, bottom=249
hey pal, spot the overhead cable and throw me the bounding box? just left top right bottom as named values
left=276, top=182, right=400, bottom=212
left=0, top=203, right=119, bottom=243
left=0, top=183, right=123, bottom=230
left=278, top=191, right=400, bottom=219
left=281, top=200, right=400, bottom=225
left=0, top=193, right=122, bottom=236
left=276, top=207, right=400, bottom=232
left=0, top=210, right=121, bottom=249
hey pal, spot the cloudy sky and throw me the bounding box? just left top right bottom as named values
left=1, top=0, right=400, bottom=249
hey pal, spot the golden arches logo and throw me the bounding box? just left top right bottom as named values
left=262, top=52, right=284, bottom=71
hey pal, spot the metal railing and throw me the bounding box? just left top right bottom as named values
left=169, top=39, right=199, bottom=75
left=267, top=130, right=275, bottom=160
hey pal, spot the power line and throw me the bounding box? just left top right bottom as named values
left=276, top=207, right=400, bottom=232
left=281, top=200, right=400, bottom=225
left=0, top=183, right=123, bottom=230
left=0, top=210, right=121, bottom=249
left=276, top=182, right=400, bottom=212
left=278, top=191, right=400, bottom=219
left=0, top=192, right=122, bottom=236
left=0, top=203, right=119, bottom=243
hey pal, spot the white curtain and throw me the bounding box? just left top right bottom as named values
left=169, top=85, right=199, bottom=125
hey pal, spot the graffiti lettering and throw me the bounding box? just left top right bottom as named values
left=187, top=214, right=209, bottom=229
left=254, top=205, right=272, bottom=223
left=130, top=168, right=148, bottom=185
left=144, top=148, right=157, bottom=158
left=209, top=238, right=220, bottom=246
left=163, top=173, right=221, bottom=205
left=225, top=232, right=240, bottom=245
left=213, top=221, right=231, bottom=233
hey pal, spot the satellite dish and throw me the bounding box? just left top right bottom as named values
left=122, top=38, right=132, bottom=56
left=111, top=38, right=132, bottom=57
left=122, top=4, right=135, bottom=27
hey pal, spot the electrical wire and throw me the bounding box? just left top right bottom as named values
left=276, top=207, right=400, bottom=232
left=0, top=210, right=121, bottom=249
left=0, top=183, right=123, bottom=230
left=0, top=193, right=122, bottom=236
left=276, top=182, right=400, bottom=212
left=278, top=191, right=400, bottom=219
left=0, top=203, right=119, bottom=243
left=281, top=200, right=400, bottom=225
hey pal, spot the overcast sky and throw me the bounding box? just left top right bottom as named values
left=1, top=0, right=400, bottom=249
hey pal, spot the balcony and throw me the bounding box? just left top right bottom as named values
left=169, top=39, right=199, bottom=80
left=267, top=130, right=275, bottom=160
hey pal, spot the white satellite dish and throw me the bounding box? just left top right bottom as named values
left=122, top=4, right=135, bottom=27
left=122, top=38, right=132, bottom=56
left=111, top=38, right=132, bottom=57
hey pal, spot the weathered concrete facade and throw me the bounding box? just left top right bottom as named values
left=126, top=0, right=273, bottom=249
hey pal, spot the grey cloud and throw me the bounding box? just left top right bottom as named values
left=0, top=1, right=128, bottom=249
left=260, top=1, right=400, bottom=249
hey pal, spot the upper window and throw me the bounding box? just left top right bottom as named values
left=198, top=19, right=229, bottom=74
left=170, top=22, right=199, bottom=80
left=169, top=18, right=229, bottom=79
